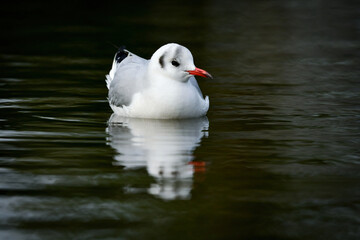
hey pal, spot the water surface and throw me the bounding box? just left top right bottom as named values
left=1, top=0, right=359, bottom=239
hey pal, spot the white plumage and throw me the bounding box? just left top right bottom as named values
left=105, top=43, right=212, bottom=119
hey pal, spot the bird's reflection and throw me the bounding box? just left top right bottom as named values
left=106, top=114, right=209, bottom=200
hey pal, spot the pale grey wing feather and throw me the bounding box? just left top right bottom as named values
left=189, top=76, right=204, bottom=98
left=108, top=52, right=148, bottom=107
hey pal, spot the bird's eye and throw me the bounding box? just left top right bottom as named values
left=171, top=60, right=180, bottom=67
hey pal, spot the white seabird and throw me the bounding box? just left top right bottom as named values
left=106, top=43, right=212, bottom=119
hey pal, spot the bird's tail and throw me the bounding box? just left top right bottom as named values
left=106, top=46, right=129, bottom=89
left=114, top=46, right=128, bottom=64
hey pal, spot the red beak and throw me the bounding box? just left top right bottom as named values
left=186, top=67, right=213, bottom=79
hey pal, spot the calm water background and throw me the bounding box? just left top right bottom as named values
left=1, top=0, right=360, bottom=239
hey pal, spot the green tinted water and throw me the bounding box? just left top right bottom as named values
left=1, top=1, right=359, bottom=239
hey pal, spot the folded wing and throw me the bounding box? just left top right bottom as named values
left=106, top=48, right=149, bottom=107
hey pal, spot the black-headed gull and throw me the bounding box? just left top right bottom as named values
left=106, top=43, right=212, bottom=119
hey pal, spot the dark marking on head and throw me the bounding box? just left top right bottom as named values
left=175, top=46, right=181, bottom=57
left=115, top=46, right=129, bottom=63
left=159, top=54, right=165, bottom=68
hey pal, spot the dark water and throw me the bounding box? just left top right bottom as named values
left=1, top=0, right=360, bottom=239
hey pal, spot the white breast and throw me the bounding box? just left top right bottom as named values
left=110, top=78, right=209, bottom=119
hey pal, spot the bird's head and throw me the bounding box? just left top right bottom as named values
left=149, top=43, right=212, bottom=82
